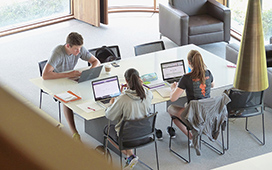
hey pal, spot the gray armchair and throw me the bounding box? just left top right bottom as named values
left=159, top=0, right=231, bottom=46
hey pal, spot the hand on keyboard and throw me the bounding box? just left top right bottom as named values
left=109, top=97, right=115, bottom=104
left=171, top=82, right=178, bottom=90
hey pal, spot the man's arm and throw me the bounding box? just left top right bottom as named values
left=42, top=63, right=81, bottom=80
left=88, top=56, right=101, bottom=68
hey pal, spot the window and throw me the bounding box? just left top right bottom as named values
left=108, top=0, right=168, bottom=12
left=262, top=0, right=272, bottom=42
left=228, top=0, right=272, bottom=43
left=0, top=0, right=71, bottom=33
left=109, top=0, right=154, bottom=7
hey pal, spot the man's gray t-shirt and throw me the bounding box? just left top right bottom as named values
left=48, top=45, right=92, bottom=73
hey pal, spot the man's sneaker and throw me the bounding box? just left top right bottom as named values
left=156, top=129, right=163, bottom=140
left=124, top=155, right=139, bottom=170
left=166, top=126, right=176, bottom=138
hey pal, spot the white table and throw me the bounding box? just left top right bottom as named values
left=30, top=44, right=236, bottom=146
left=30, top=44, right=235, bottom=120
left=213, top=152, right=272, bottom=170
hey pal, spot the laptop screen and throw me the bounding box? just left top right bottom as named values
left=77, top=65, right=103, bottom=83
left=92, top=76, right=121, bottom=101
left=161, top=60, right=186, bottom=81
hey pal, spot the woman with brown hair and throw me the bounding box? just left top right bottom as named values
left=105, top=68, right=153, bottom=170
left=167, top=50, right=214, bottom=142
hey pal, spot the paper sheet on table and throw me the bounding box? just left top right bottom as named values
left=56, top=92, right=77, bottom=101
left=54, top=91, right=81, bottom=103
left=156, top=86, right=171, bottom=98
left=77, top=102, right=104, bottom=113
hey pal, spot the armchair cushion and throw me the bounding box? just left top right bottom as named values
left=189, top=14, right=223, bottom=35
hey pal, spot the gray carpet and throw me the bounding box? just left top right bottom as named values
left=1, top=12, right=271, bottom=170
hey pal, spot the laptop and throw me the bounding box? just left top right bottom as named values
left=71, top=65, right=103, bottom=83
left=91, top=76, right=121, bottom=108
left=160, top=59, right=186, bottom=84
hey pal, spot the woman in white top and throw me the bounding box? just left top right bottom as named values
left=105, top=68, right=153, bottom=169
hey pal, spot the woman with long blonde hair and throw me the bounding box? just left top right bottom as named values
left=167, top=50, right=214, bottom=142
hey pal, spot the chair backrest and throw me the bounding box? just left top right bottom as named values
left=118, top=112, right=157, bottom=146
left=187, top=94, right=230, bottom=122
left=170, top=0, right=207, bottom=16
left=38, top=60, right=47, bottom=76
left=88, top=45, right=121, bottom=65
left=134, top=41, right=165, bottom=56
left=227, top=89, right=264, bottom=112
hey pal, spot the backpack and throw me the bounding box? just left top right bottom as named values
left=95, top=46, right=117, bottom=63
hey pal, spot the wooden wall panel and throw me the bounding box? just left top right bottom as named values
left=216, top=0, right=227, bottom=6
left=73, top=0, right=100, bottom=27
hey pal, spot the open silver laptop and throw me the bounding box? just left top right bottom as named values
left=71, top=65, right=103, bottom=83
left=91, top=76, right=121, bottom=108
left=160, top=59, right=186, bottom=84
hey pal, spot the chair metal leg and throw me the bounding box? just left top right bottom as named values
left=169, top=117, right=190, bottom=163
left=168, top=119, right=173, bottom=149
left=170, top=116, right=225, bottom=162
left=201, top=127, right=225, bottom=155
left=227, top=118, right=230, bottom=150
left=40, top=90, right=62, bottom=124
left=103, top=135, right=106, bottom=147
left=58, top=101, right=61, bottom=123
left=120, top=150, right=123, bottom=170
left=132, top=138, right=159, bottom=170
left=187, top=131, right=191, bottom=162
left=155, top=140, right=160, bottom=170
left=245, top=114, right=265, bottom=145
left=39, top=90, right=42, bottom=108
left=138, top=160, right=152, bottom=170
left=221, top=126, right=226, bottom=153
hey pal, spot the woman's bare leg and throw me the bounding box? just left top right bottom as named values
left=168, top=105, right=193, bottom=139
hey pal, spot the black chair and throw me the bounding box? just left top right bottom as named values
left=226, top=89, right=265, bottom=150
left=103, top=112, right=159, bottom=170
left=134, top=41, right=165, bottom=56
left=38, top=60, right=61, bottom=122
left=169, top=94, right=230, bottom=163
left=88, top=45, right=121, bottom=65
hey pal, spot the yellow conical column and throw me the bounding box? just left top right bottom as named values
left=234, top=0, right=268, bottom=91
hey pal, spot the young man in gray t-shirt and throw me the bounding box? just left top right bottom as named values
left=42, top=32, right=100, bottom=141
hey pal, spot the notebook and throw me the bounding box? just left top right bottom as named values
left=70, top=65, right=103, bottom=83
left=91, top=76, right=121, bottom=108
left=161, top=59, right=186, bottom=84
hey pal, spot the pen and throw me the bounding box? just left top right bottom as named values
left=227, top=64, right=236, bottom=68
left=87, top=107, right=95, bottom=111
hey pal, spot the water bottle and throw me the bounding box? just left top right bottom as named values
left=188, top=66, right=191, bottom=73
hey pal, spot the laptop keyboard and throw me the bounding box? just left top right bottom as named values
left=100, top=98, right=111, bottom=104
left=167, top=79, right=179, bottom=84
